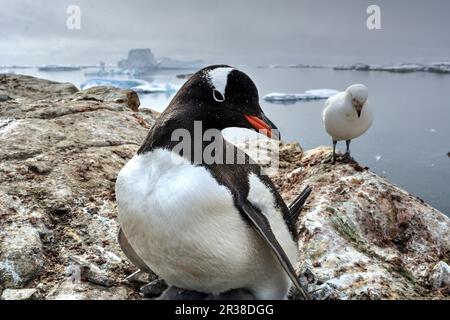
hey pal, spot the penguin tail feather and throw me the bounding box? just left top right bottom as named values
left=288, top=185, right=312, bottom=222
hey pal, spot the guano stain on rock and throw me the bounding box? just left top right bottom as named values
left=0, top=74, right=448, bottom=300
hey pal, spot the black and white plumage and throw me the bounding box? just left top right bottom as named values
left=115, top=65, right=310, bottom=300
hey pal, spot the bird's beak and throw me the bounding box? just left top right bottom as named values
left=244, top=113, right=280, bottom=140
left=353, top=102, right=362, bottom=118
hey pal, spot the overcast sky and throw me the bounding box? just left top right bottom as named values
left=1, top=0, right=449, bottom=66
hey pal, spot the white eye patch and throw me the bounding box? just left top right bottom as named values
left=206, top=67, right=233, bottom=102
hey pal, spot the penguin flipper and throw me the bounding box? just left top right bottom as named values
left=288, top=185, right=312, bottom=222
left=118, top=228, right=153, bottom=274
left=240, top=201, right=310, bottom=300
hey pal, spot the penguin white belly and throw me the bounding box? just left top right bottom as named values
left=115, top=148, right=296, bottom=299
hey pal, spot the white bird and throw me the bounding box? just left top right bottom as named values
left=322, top=84, right=374, bottom=163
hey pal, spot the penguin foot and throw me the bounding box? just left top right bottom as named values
left=206, top=288, right=256, bottom=300
left=140, top=278, right=168, bottom=296
left=157, top=286, right=256, bottom=300
left=157, top=286, right=208, bottom=300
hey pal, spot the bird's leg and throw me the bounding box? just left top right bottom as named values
left=343, top=140, right=354, bottom=162
left=322, top=140, right=337, bottom=164
left=345, top=140, right=351, bottom=157
left=332, top=140, right=337, bottom=164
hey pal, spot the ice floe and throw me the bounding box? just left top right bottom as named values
left=38, top=65, right=81, bottom=72
left=80, top=78, right=180, bottom=94
left=333, top=62, right=450, bottom=74
left=263, top=89, right=339, bottom=104
left=132, top=83, right=180, bottom=94
left=84, top=68, right=144, bottom=77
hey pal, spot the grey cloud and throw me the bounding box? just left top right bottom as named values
left=0, top=0, right=449, bottom=65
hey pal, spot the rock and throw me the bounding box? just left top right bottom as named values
left=0, top=223, right=44, bottom=288
left=0, top=73, right=449, bottom=300
left=259, top=144, right=450, bottom=299
left=0, top=94, right=12, bottom=102
left=0, top=74, right=157, bottom=299
left=140, top=278, right=168, bottom=296
left=0, top=74, right=77, bottom=101
left=72, top=86, right=140, bottom=112
left=429, top=261, right=450, bottom=289
left=118, top=49, right=158, bottom=72
left=46, top=280, right=130, bottom=300
left=1, top=288, right=38, bottom=300
left=66, top=256, right=115, bottom=287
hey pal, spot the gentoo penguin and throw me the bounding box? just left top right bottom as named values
left=322, top=84, right=374, bottom=163
left=115, top=65, right=311, bottom=300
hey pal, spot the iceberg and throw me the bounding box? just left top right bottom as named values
left=333, top=63, right=371, bottom=71
left=304, top=89, right=340, bottom=98
left=118, top=49, right=158, bottom=72
left=425, top=63, right=450, bottom=74
left=80, top=78, right=180, bottom=94
left=263, top=89, right=339, bottom=104
left=371, top=64, right=425, bottom=73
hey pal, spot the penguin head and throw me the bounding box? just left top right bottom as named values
left=346, top=84, right=368, bottom=118
left=171, top=65, right=279, bottom=139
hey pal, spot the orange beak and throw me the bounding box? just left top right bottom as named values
left=244, top=114, right=278, bottom=139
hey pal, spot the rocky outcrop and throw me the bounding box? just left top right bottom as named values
left=0, top=74, right=449, bottom=300
left=264, top=146, right=449, bottom=299
left=0, top=74, right=154, bottom=299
